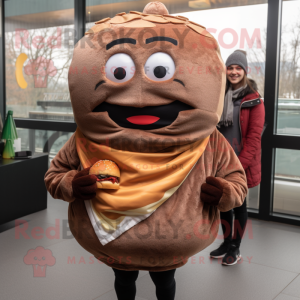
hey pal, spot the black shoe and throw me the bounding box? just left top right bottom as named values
left=210, top=241, right=231, bottom=258
left=222, top=244, right=241, bottom=266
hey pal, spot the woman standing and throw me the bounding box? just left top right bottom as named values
left=210, top=50, right=265, bottom=266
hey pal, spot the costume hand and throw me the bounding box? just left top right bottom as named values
left=200, top=176, right=224, bottom=206
left=72, top=167, right=97, bottom=200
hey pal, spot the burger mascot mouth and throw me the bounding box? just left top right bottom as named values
left=45, top=0, right=248, bottom=285
left=93, top=100, right=194, bottom=130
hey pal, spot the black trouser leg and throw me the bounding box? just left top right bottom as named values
left=112, top=268, right=139, bottom=300
left=232, top=199, right=248, bottom=248
left=220, top=209, right=233, bottom=243
left=149, top=269, right=176, bottom=300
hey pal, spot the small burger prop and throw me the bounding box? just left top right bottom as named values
left=89, top=160, right=120, bottom=189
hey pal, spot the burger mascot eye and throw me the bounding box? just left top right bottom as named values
left=144, top=52, right=175, bottom=81
left=105, top=53, right=135, bottom=83
left=45, top=2, right=248, bottom=298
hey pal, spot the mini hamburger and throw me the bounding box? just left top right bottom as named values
left=89, top=160, right=120, bottom=190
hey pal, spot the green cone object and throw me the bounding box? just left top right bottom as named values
left=1, top=111, right=18, bottom=159
left=2, top=111, right=18, bottom=140
left=2, top=139, right=15, bottom=159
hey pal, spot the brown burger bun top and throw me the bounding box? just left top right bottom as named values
left=89, top=160, right=120, bottom=177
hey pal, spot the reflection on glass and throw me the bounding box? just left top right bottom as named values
left=5, top=0, right=74, bottom=121
left=17, top=128, right=73, bottom=165
left=277, top=0, right=300, bottom=136
left=273, top=149, right=300, bottom=216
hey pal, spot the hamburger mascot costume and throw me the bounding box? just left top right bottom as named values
left=45, top=2, right=248, bottom=299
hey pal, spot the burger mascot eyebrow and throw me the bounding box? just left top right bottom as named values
left=45, top=2, right=247, bottom=298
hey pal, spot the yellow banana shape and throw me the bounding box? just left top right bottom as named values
left=15, top=53, right=28, bottom=89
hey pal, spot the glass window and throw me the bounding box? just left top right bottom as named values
left=277, top=0, right=300, bottom=136
left=86, top=1, right=267, bottom=97
left=86, top=0, right=145, bottom=27
left=247, top=185, right=260, bottom=210
left=273, top=149, right=300, bottom=216
left=5, top=0, right=75, bottom=121
left=179, top=4, right=267, bottom=97
left=17, top=128, right=73, bottom=165
left=187, top=3, right=266, bottom=211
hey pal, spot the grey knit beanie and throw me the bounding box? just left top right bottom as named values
left=225, top=50, right=248, bottom=74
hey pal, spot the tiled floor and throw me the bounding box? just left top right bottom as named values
left=1, top=194, right=299, bottom=300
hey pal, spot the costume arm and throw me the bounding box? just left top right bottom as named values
left=44, top=133, right=80, bottom=202
left=214, top=132, right=248, bottom=212
left=238, top=102, right=265, bottom=170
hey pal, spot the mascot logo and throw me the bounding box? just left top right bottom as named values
left=23, top=246, right=56, bottom=277
left=15, top=53, right=28, bottom=89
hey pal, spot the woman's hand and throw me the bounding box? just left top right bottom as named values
left=200, top=176, right=224, bottom=206
left=72, top=167, right=98, bottom=200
